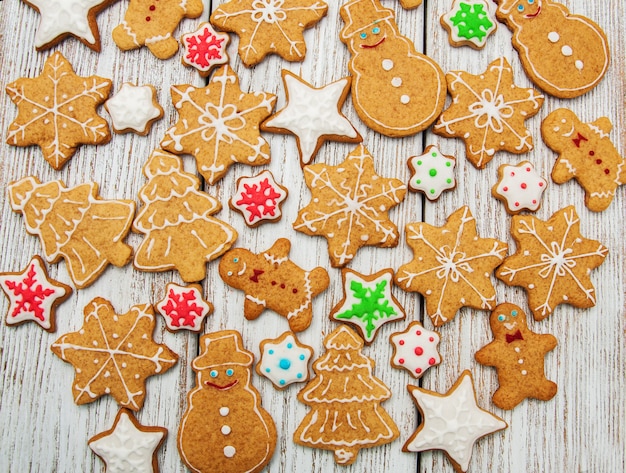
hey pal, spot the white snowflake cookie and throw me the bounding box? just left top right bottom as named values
left=256, top=332, right=313, bottom=390
left=105, top=83, right=163, bottom=135
left=229, top=170, right=288, bottom=227
left=492, top=161, right=547, bottom=214
left=156, top=283, right=213, bottom=332
left=407, top=145, right=457, bottom=200
left=389, top=321, right=441, bottom=378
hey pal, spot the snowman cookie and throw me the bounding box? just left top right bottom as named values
left=494, top=0, right=610, bottom=98
left=339, top=0, right=446, bottom=137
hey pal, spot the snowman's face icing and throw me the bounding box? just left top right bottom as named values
left=509, top=0, right=543, bottom=21
left=353, top=21, right=388, bottom=50
left=201, top=365, right=246, bottom=391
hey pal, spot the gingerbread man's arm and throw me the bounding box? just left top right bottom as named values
left=264, top=238, right=292, bottom=262
left=538, top=333, right=558, bottom=353
left=475, top=341, right=501, bottom=366
left=590, top=117, right=612, bottom=136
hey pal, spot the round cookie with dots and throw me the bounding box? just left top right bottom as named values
left=389, top=321, right=441, bottom=378
left=256, top=332, right=313, bottom=390
left=492, top=161, right=547, bottom=214
left=407, top=145, right=457, bottom=201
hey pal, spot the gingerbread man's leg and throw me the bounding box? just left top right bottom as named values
left=145, top=35, right=180, bottom=60
left=492, top=385, right=527, bottom=410
left=287, top=308, right=313, bottom=333
left=532, top=379, right=557, bottom=402
left=586, top=192, right=613, bottom=212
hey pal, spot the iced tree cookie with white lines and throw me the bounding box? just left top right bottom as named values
left=5, top=52, right=111, bottom=170
left=161, top=65, right=276, bottom=185
left=256, top=331, right=313, bottom=390
left=219, top=238, right=329, bottom=332
left=155, top=282, right=213, bottom=333
left=494, top=0, right=610, bottom=98
left=496, top=206, right=608, bottom=321
left=492, top=161, right=547, bottom=214
left=541, top=109, right=625, bottom=212
left=112, top=0, right=203, bottom=59
left=229, top=170, right=288, bottom=227
left=51, top=297, right=178, bottom=410
left=0, top=255, right=71, bottom=332
left=181, top=22, right=230, bottom=77
left=294, top=144, right=406, bottom=267
left=339, top=0, right=446, bottom=137
left=407, top=145, right=457, bottom=201
left=133, top=149, right=237, bottom=282
left=395, top=206, right=507, bottom=327
left=105, top=83, right=163, bottom=135
left=433, top=57, right=544, bottom=169
left=210, top=0, right=328, bottom=67
left=8, top=176, right=135, bottom=289
left=389, top=321, right=441, bottom=379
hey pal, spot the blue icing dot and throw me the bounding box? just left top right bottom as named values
left=297, top=373, right=303, bottom=379
left=265, top=368, right=271, bottom=373
left=287, top=343, right=293, bottom=349
left=268, top=349, right=274, bottom=355
left=279, top=379, right=286, bottom=385
left=299, top=354, right=305, bottom=361
left=279, top=358, right=291, bottom=370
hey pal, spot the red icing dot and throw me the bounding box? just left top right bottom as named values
left=510, top=171, right=515, bottom=176
left=292, top=288, right=298, bottom=294
left=150, top=5, right=156, bottom=10
left=414, top=347, right=423, bottom=356
left=532, top=199, right=537, bottom=204
left=398, top=358, right=405, bottom=364
left=146, top=16, right=151, bottom=21
left=526, top=167, right=531, bottom=172
left=515, top=202, right=520, bottom=207
left=589, top=150, right=595, bottom=156
left=539, top=182, right=544, bottom=187
left=503, top=186, right=508, bottom=192
left=280, top=283, right=285, bottom=289
left=399, top=340, right=405, bottom=346
left=271, top=281, right=277, bottom=285
left=415, top=330, right=421, bottom=336
left=415, top=367, right=422, bottom=374
left=596, top=159, right=602, bottom=165
left=521, top=183, right=527, bottom=189
left=429, top=337, right=434, bottom=342
left=604, top=169, right=610, bottom=175
left=428, top=357, right=436, bottom=365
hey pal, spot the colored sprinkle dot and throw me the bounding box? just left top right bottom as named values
left=503, top=186, right=509, bottom=192
left=299, top=354, right=305, bottom=360
left=446, top=178, right=452, bottom=184
left=430, top=189, right=436, bottom=195
left=398, top=358, right=405, bottom=364
left=539, top=182, right=544, bottom=187
left=287, top=343, right=293, bottom=349
left=292, top=288, right=298, bottom=294
left=415, top=347, right=424, bottom=356
left=532, top=199, right=537, bottom=204
left=417, top=160, right=423, bottom=166
left=150, top=5, right=155, bottom=10
left=526, top=167, right=531, bottom=172
left=399, top=340, right=405, bottom=346
left=280, top=283, right=285, bottom=289
left=279, top=379, right=286, bottom=385
left=512, top=310, right=518, bottom=316
left=415, top=367, right=422, bottom=374
left=521, top=183, right=527, bottom=189
left=279, top=359, right=291, bottom=370
left=265, top=368, right=271, bottom=373
left=146, top=16, right=151, bottom=21
left=416, top=179, right=422, bottom=184
left=416, top=330, right=421, bottom=336
left=515, top=202, right=520, bottom=207
left=510, top=171, right=516, bottom=176
left=429, top=337, right=434, bottom=342
left=429, top=169, right=437, bottom=177
left=431, top=152, right=438, bottom=157
left=297, top=373, right=303, bottom=379
left=268, top=349, right=274, bottom=355
left=605, top=169, right=610, bottom=175
left=596, top=159, right=602, bottom=165
left=589, top=151, right=595, bottom=156
left=446, top=162, right=451, bottom=167
left=428, top=358, right=436, bottom=365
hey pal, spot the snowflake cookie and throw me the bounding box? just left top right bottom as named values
left=51, top=297, right=178, bottom=410
left=492, top=161, right=547, bottom=214
left=230, top=170, right=288, bottom=227
left=211, top=0, right=329, bottom=67
left=389, top=321, right=441, bottom=378
left=330, top=268, right=405, bottom=344
left=156, top=283, right=213, bottom=332
left=181, top=22, right=230, bottom=77
left=261, top=70, right=362, bottom=167
left=395, top=206, right=508, bottom=327
left=433, top=57, right=544, bottom=169
left=441, top=0, right=497, bottom=49
left=5, top=51, right=111, bottom=170
left=161, top=65, right=276, bottom=185
left=0, top=255, right=71, bottom=332
left=89, top=408, right=167, bottom=473
left=407, top=145, right=457, bottom=201
left=496, top=206, right=608, bottom=321
left=105, top=83, right=163, bottom=135
left=256, top=332, right=313, bottom=389
left=403, top=370, right=507, bottom=473
left=294, top=144, right=407, bottom=267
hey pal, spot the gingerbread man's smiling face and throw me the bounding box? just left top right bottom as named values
left=489, top=303, right=529, bottom=340
left=218, top=249, right=251, bottom=288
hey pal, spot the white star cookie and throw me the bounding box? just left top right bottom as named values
left=492, top=161, right=547, bottom=214
left=407, top=145, right=457, bottom=200
left=403, top=370, right=507, bottom=472
left=105, top=83, right=163, bottom=135
left=256, top=332, right=313, bottom=389
left=262, top=70, right=362, bottom=166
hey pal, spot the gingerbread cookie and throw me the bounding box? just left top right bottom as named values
left=293, top=144, right=406, bottom=267
left=23, top=0, right=114, bottom=51
left=398, top=0, right=422, bottom=9
left=6, top=51, right=111, bottom=170
left=210, top=0, right=328, bottom=67
left=294, top=325, right=399, bottom=465
left=403, top=370, right=507, bottom=473
left=89, top=408, right=167, bottom=473
left=475, top=303, right=558, bottom=410
left=407, top=145, right=457, bottom=201
left=51, top=297, right=178, bottom=410
left=161, top=65, right=276, bottom=185
left=105, top=83, right=163, bottom=135
left=0, top=255, right=71, bottom=332
left=389, top=321, right=441, bottom=378
left=433, top=57, right=544, bottom=169
left=178, top=330, right=276, bottom=473
left=8, top=176, right=135, bottom=289
left=256, top=331, right=313, bottom=390
left=181, top=22, right=230, bottom=77
left=330, top=268, right=405, bottom=344
left=339, top=0, right=446, bottom=137
left=133, top=149, right=237, bottom=282
left=112, top=0, right=203, bottom=59
left=219, top=238, right=329, bottom=333
left=441, top=0, right=497, bottom=49
left=541, top=109, right=625, bottom=212
left=496, top=206, right=608, bottom=321
left=494, top=0, right=610, bottom=98
left=155, top=282, right=213, bottom=333
left=492, top=161, right=547, bottom=214
left=395, top=206, right=508, bottom=327
left=261, top=70, right=362, bottom=167
left=229, top=170, right=288, bottom=227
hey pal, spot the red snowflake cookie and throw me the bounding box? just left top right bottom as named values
left=155, top=282, right=213, bottom=332
left=230, top=170, right=288, bottom=227
left=181, top=22, right=230, bottom=77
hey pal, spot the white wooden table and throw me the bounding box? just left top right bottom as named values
left=0, top=1, right=624, bottom=472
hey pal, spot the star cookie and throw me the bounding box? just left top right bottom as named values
left=161, top=65, right=276, bottom=185
left=256, top=331, right=313, bottom=389
left=294, top=144, right=407, bottom=267
left=89, top=408, right=167, bottom=473
left=51, top=298, right=178, bottom=410
left=441, top=0, right=497, bottom=49
left=155, top=283, right=213, bottom=333
left=496, top=206, right=608, bottom=321
left=0, top=255, right=71, bottom=332
left=389, top=321, right=441, bottom=378
left=492, top=161, right=547, bottom=214
left=407, top=145, right=457, bottom=200
left=403, top=370, right=507, bottom=473
left=542, top=108, right=626, bottom=212
left=330, top=268, right=405, bottom=344
left=229, top=170, right=288, bottom=227
left=211, top=0, right=329, bottom=67
left=105, top=83, right=163, bottom=135
left=6, top=52, right=112, bottom=170
left=433, top=57, right=544, bottom=169
left=181, top=22, right=230, bottom=77
left=395, top=206, right=508, bottom=327
left=261, top=70, right=362, bottom=167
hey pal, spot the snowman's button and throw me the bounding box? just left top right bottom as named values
left=224, top=445, right=236, bottom=458
left=382, top=59, right=394, bottom=71
left=219, top=407, right=229, bottom=416
left=400, top=95, right=410, bottom=104
left=548, top=31, right=559, bottom=43
left=221, top=425, right=232, bottom=435
left=391, top=77, right=402, bottom=88
left=575, top=60, right=584, bottom=70
left=561, top=45, right=573, bottom=56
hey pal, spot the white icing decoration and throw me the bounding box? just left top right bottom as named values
left=105, top=83, right=162, bottom=134
left=220, top=407, right=230, bottom=416
left=400, top=95, right=410, bottom=104
left=221, top=425, right=231, bottom=435
left=548, top=31, right=559, bottom=42
left=155, top=283, right=212, bottom=332
left=382, top=59, right=394, bottom=71
left=408, top=146, right=456, bottom=200
left=258, top=332, right=313, bottom=388
left=575, top=60, right=584, bottom=70
left=441, top=0, right=497, bottom=49
left=561, top=45, right=573, bottom=56
left=494, top=161, right=547, bottom=212
left=390, top=321, right=441, bottom=378
left=223, top=446, right=236, bottom=458
left=391, top=77, right=402, bottom=87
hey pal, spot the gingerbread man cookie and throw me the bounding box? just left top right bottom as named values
left=112, top=0, right=204, bottom=59
left=541, top=109, right=625, bottom=212
left=476, top=303, right=557, bottom=410
left=219, top=239, right=330, bottom=332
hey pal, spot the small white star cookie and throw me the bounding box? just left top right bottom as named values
left=105, top=83, right=163, bottom=135
left=407, top=145, right=457, bottom=200
left=256, top=332, right=313, bottom=389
